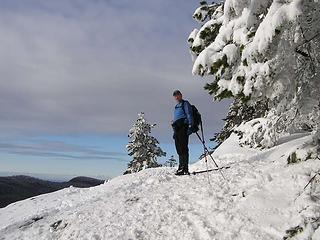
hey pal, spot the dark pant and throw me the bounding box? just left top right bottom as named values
left=173, top=119, right=189, bottom=172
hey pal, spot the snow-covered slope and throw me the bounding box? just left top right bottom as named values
left=1, top=133, right=320, bottom=240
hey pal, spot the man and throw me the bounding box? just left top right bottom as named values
left=172, top=90, right=193, bottom=175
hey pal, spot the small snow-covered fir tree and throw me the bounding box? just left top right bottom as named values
left=124, top=113, right=166, bottom=174
left=165, top=155, right=177, bottom=167
left=189, top=0, right=320, bottom=149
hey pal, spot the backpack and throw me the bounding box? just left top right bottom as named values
left=182, top=100, right=202, bottom=133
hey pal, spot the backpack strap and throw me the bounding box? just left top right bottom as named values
left=180, top=100, right=186, bottom=115
left=181, top=100, right=193, bottom=126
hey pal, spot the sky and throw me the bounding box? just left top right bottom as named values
left=0, top=0, right=230, bottom=180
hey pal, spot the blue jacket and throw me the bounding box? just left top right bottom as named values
left=173, top=100, right=193, bottom=126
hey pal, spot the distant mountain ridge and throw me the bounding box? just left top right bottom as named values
left=0, top=175, right=105, bottom=208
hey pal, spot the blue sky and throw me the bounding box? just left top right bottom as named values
left=0, top=0, right=230, bottom=180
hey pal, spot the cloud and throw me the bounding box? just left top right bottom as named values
left=0, top=0, right=230, bottom=141
left=0, top=140, right=127, bottom=161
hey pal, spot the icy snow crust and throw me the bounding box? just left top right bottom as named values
left=1, top=133, right=320, bottom=240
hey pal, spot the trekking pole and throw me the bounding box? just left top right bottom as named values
left=202, top=139, right=211, bottom=185
left=195, top=132, right=226, bottom=180
left=196, top=122, right=226, bottom=180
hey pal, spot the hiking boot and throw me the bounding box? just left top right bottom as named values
left=175, top=169, right=184, bottom=175
left=175, top=169, right=190, bottom=176
left=183, top=167, right=190, bottom=175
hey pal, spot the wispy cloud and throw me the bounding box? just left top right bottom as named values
left=0, top=140, right=127, bottom=161
left=0, top=0, right=229, bottom=138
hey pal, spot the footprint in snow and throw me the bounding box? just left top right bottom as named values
left=125, top=196, right=140, bottom=204
left=19, top=215, right=44, bottom=229
left=50, top=219, right=68, bottom=232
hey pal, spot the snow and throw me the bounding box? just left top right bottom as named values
left=1, top=133, right=320, bottom=239
left=234, top=118, right=277, bottom=148
left=188, top=29, right=198, bottom=44
left=246, top=0, right=301, bottom=54
left=222, top=44, right=238, bottom=65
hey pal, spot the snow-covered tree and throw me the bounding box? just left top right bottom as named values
left=211, top=98, right=268, bottom=146
left=124, top=113, right=166, bottom=174
left=165, top=155, right=177, bottom=167
left=189, top=0, right=320, bottom=149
